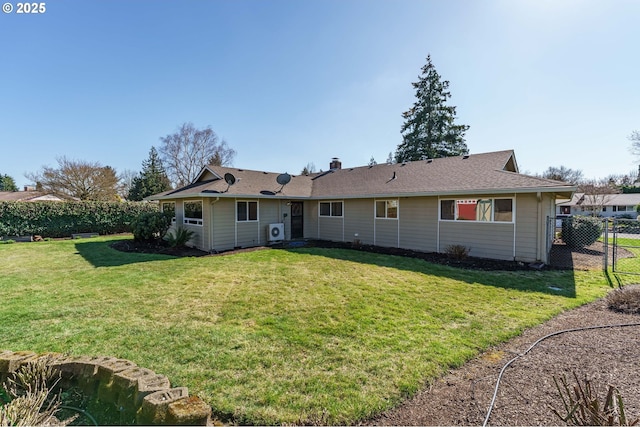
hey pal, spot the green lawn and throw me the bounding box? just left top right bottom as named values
left=0, top=236, right=611, bottom=424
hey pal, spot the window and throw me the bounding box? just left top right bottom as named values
left=319, top=201, right=343, bottom=217
left=494, top=199, right=513, bottom=222
left=440, top=198, right=513, bottom=223
left=184, top=201, right=203, bottom=225
left=237, top=201, right=258, bottom=221
left=376, top=200, right=398, bottom=219
left=162, top=202, right=176, bottom=223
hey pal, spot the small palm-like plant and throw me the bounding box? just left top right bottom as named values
left=164, top=226, right=195, bottom=248
left=550, top=372, right=639, bottom=426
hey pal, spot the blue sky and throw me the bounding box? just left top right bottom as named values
left=1, top=0, right=638, bottom=188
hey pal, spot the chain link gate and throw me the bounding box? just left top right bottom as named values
left=547, top=216, right=608, bottom=270
left=612, top=218, right=640, bottom=274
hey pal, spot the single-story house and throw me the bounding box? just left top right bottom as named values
left=0, top=190, right=67, bottom=202
left=148, top=150, right=575, bottom=263
left=557, top=192, right=640, bottom=218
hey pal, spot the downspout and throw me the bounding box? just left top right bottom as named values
left=210, top=197, right=220, bottom=252
left=512, top=193, right=516, bottom=260
left=437, top=196, right=440, bottom=253
left=397, top=199, right=400, bottom=248
left=537, top=192, right=543, bottom=262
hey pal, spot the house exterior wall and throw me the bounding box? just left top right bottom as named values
left=303, top=201, right=319, bottom=239
left=399, top=197, right=438, bottom=253
left=374, top=217, right=398, bottom=248
left=437, top=194, right=524, bottom=261
left=162, top=192, right=550, bottom=263
left=211, top=198, right=235, bottom=251
left=514, top=193, right=537, bottom=262
left=344, top=199, right=375, bottom=244
left=174, top=199, right=206, bottom=250
left=318, top=217, right=344, bottom=241
left=438, top=221, right=515, bottom=260
left=210, top=198, right=285, bottom=250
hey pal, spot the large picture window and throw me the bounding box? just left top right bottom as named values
left=184, top=201, right=203, bottom=225
left=440, top=198, right=513, bottom=222
left=375, top=200, right=398, bottom=219
left=237, top=201, right=258, bottom=222
left=319, top=201, right=343, bottom=217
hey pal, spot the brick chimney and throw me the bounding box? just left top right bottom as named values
left=330, top=157, right=342, bottom=170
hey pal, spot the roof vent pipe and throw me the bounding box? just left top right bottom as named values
left=330, top=158, right=342, bottom=170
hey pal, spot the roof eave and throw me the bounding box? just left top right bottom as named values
left=148, top=186, right=576, bottom=201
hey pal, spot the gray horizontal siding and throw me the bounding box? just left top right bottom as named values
left=374, top=219, right=398, bottom=248
left=212, top=199, right=235, bottom=251
left=318, top=217, right=344, bottom=241
left=344, top=199, right=374, bottom=244
left=399, top=197, right=438, bottom=252
left=514, top=193, right=538, bottom=262
left=439, top=221, right=515, bottom=260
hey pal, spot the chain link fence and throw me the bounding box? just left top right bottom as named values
left=547, top=216, right=608, bottom=270
left=611, top=218, right=640, bottom=274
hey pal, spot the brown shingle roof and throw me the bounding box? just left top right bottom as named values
left=0, top=191, right=66, bottom=201
left=150, top=150, right=575, bottom=200
left=160, top=168, right=314, bottom=199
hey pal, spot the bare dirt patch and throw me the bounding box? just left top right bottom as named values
left=368, top=289, right=640, bottom=426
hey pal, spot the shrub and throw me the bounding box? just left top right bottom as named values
left=164, top=226, right=195, bottom=248
left=550, top=371, right=638, bottom=426
left=445, top=244, right=470, bottom=260
left=606, top=286, right=640, bottom=315
left=131, top=212, right=172, bottom=242
left=0, top=201, right=159, bottom=238
left=0, top=356, right=75, bottom=426
left=561, top=216, right=604, bottom=248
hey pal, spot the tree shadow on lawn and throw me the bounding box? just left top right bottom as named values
left=75, top=240, right=176, bottom=267
left=283, top=243, right=579, bottom=298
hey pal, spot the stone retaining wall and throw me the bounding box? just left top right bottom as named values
left=0, top=350, right=211, bottom=425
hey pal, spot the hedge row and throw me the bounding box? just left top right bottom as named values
left=0, top=201, right=159, bottom=238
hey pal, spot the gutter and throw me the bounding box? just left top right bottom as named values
left=148, top=186, right=576, bottom=202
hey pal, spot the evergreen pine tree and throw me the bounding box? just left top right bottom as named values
left=395, top=55, right=469, bottom=163
left=128, top=147, right=172, bottom=201
left=0, top=174, right=18, bottom=191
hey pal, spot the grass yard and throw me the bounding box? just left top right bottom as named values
left=0, top=236, right=611, bottom=425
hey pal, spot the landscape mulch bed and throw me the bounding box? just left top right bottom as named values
left=368, top=292, right=640, bottom=426
left=111, top=238, right=640, bottom=425
left=112, top=239, right=548, bottom=271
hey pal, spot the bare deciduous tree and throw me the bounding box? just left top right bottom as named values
left=541, top=165, right=583, bottom=184
left=118, top=169, right=138, bottom=200
left=301, top=162, right=316, bottom=175
left=578, top=178, right=619, bottom=216
left=26, top=157, right=120, bottom=200
left=628, top=130, right=640, bottom=157
left=159, top=122, right=236, bottom=187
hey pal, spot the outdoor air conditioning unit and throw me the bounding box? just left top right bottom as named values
left=268, top=223, right=285, bottom=243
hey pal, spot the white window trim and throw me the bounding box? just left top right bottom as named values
left=438, top=197, right=515, bottom=223
left=183, top=200, right=203, bottom=226
left=236, top=200, right=259, bottom=222
left=318, top=201, right=344, bottom=217
left=375, top=199, right=399, bottom=220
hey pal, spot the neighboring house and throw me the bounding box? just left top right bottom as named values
left=0, top=190, right=67, bottom=202
left=148, top=150, right=575, bottom=263
left=557, top=193, right=640, bottom=218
